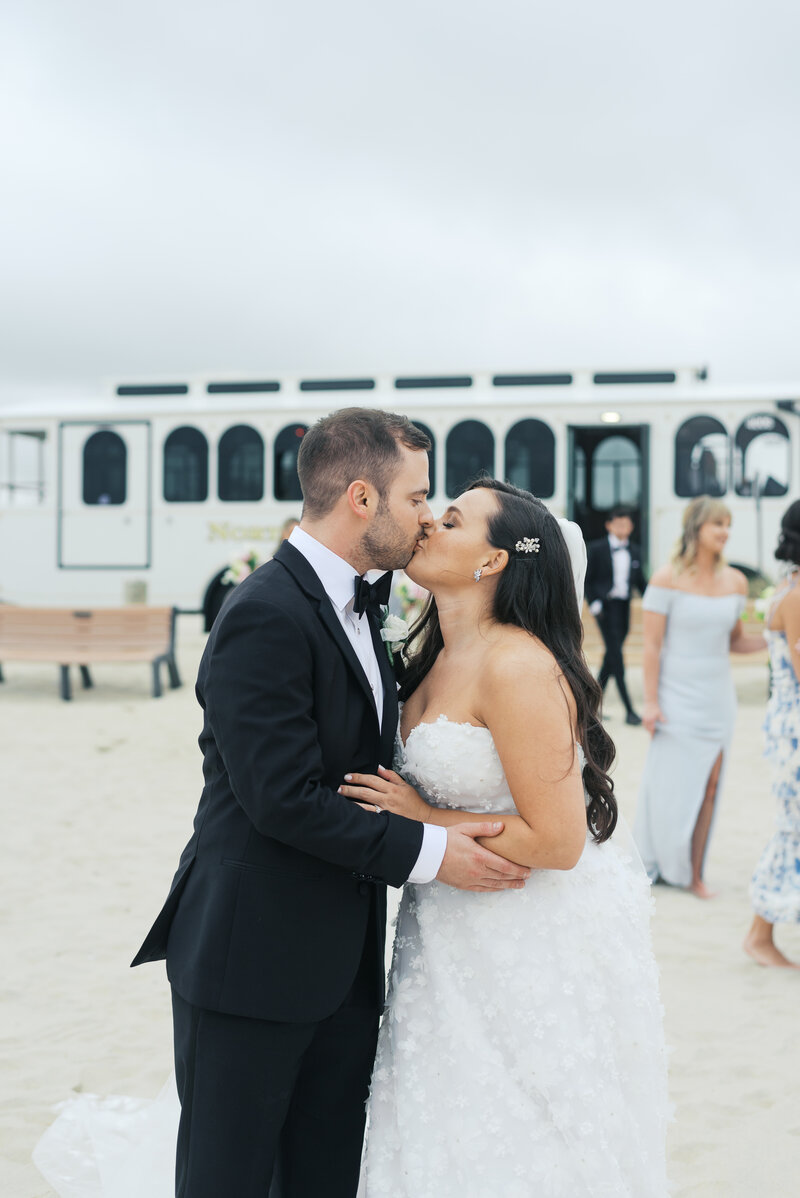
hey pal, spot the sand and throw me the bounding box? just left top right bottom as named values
left=1, top=618, right=798, bottom=1197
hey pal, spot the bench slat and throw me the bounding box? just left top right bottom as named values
left=0, top=607, right=181, bottom=698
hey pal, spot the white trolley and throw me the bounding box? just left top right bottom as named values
left=1, top=367, right=797, bottom=619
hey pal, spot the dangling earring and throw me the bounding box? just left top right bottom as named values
left=473, top=568, right=482, bottom=582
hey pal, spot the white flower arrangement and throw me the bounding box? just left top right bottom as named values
left=752, top=586, right=776, bottom=621
left=742, top=581, right=775, bottom=623
left=222, top=548, right=262, bottom=586
left=394, top=574, right=428, bottom=622
left=380, top=612, right=410, bottom=663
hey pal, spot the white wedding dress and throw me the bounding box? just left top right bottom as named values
left=35, top=720, right=669, bottom=1198
left=363, top=718, right=670, bottom=1197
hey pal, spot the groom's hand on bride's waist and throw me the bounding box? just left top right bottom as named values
left=436, top=822, right=530, bottom=892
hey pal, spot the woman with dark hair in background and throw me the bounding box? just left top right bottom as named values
left=634, top=496, right=765, bottom=898
left=744, top=499, right=800, bottom=968
left=339, top=480, right=669, bottom=1196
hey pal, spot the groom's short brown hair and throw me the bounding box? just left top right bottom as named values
left=297, top=407, right=431, bottom=518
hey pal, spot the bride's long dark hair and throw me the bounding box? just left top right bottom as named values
left=399, top=478, right=618, bottom=843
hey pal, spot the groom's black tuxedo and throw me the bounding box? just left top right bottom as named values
left=133, top=540, right=424, bottom=1196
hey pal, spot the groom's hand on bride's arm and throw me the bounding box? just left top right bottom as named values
left=338, top=769, right=529, bottom=891
left=437, top=822, right=530, bottom=891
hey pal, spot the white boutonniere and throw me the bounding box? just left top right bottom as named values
left=379, top=612, right=410, bottom=663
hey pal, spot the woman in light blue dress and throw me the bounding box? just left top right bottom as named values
left=744, top=500, right=800, bottom=968
left=634, top=496, right=766, bottom=897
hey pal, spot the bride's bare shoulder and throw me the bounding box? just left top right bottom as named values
left=483, top=628, right=559, bottom=686
left=479, top=632, right=576, bottom=735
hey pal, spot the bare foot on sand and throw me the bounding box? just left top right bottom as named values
left=743, top=931, right=800, bottom=969
left=689, top=880, right=717, bottom=899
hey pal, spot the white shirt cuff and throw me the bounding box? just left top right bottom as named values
left=406, top=823, right=447, bottom=884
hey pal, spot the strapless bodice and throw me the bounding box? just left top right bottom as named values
left=397, top=715, right=586, bottom=815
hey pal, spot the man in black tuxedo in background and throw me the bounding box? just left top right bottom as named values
left=132, top=408, right=529, bottom=1198
left=585, top=505, right=647, bottom=725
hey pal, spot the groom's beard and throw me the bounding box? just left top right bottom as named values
left=362, top=505, right=421, bottom=572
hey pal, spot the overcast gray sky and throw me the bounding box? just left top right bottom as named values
left=2, top=0, right=799, bottom=393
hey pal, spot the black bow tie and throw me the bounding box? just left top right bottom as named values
left=353, top=572, right=392, bottom=617
left=612, top=543, right=629, bottom=551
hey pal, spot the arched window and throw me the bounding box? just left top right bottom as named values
left=218, top=425, right=264, bottom=502
left=273, top=424, right=308, bottom=501
left=445, top=420, right=494, bottom=498
left=412, top=420, right=436, bottom=495
left=591, top=435, right=641, bottom=509
left=573, top=445, right=587, bottom=506
left=163, top=426, right=208, bottom=502
left=734, top=413, right=790, bottom=497
left=504, top=419, right=555, bottom=498
left=675, top=416, right=728, bottom=497
left=83, top=430, right=126, bottom=505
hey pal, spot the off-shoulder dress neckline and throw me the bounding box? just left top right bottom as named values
left=399, top=713, right=491, bottom=750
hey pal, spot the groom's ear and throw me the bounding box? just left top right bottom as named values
left=346, top=479, right=372, bottom=520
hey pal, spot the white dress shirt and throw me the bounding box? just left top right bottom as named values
left=607, top=533, right=632, bottom=599
left=288, top=527, right=447, bottom=884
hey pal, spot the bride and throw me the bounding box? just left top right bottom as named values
left=341, top=479, right=669, bottom=1196
left=35, top=479, right=669, bottom=1197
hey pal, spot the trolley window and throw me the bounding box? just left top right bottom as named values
left=675, top=416, right=729, bottom=497
left=164, top=426, right=209, bottom=503
left=412, top=420, right=436, bottom=495
left=274, top=424, right=307, bottom=501
left=573, top=445, right=587, bottom=506
left=83, top=430, right=126, bottom=505
left=734, top=414, right=790, bottom=497
left=445, top=420, right=494, bottom=498
left=504, top=419, right=555, bottom=498
left=0, top=429, right=45, bottom=507
left=219, top=425, right=265, bottom=502
left=591, top=435, right=641, bottom=509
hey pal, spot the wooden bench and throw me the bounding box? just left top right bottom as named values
left=0, top=606, right=181, bottom=699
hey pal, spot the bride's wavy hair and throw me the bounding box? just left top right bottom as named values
left=399, top=478, right=618, bottom=843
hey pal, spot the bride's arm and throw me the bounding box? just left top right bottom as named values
left=471, top=646, right=587, bottom=869
left=338, top=766, right=533, bottom=835
left=338, top=772, right=579, bottom=868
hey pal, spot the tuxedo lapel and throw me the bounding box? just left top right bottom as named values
left=367, top=610, right=400, bottom=763
left=316, top=602, right=380, bottom=714
left=274, top=541, right=380, bottom=718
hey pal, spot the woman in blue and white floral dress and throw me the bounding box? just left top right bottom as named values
left=744, top=500, right=800, bottom=969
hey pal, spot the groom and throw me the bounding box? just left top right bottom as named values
left=132, top=407, right=529, bottom=1198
